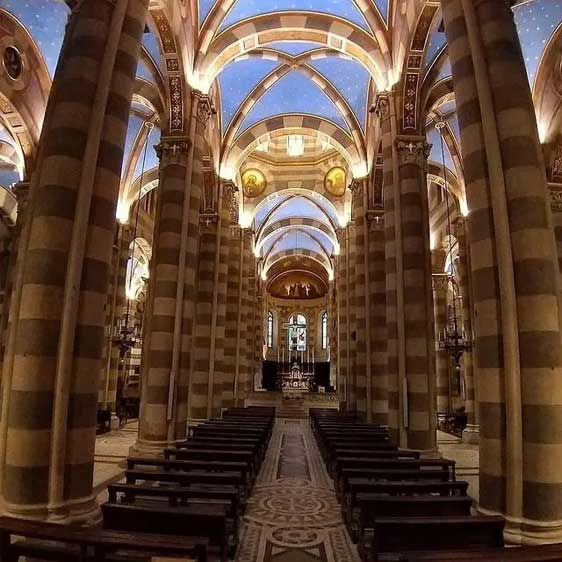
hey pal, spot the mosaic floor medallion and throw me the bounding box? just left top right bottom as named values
left=235, top=420, right=360, bottom=562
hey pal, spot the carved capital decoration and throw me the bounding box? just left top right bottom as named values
left=549, top=186, right=562, bottom=212
left=367, top=209, right=385, bottom=231
left=453, top=216, right=466, bottom=238
left=199, top=212, right=219, bottom=231
left=551, top=142, right=562, bottom=183
left=374, top=93, right=390, bottom=121
left=13, top=180, right=30, bottom=218
left=155, top=136, right=191, bottom=165
left=222, top=180, right=239, bottom=225
left=396, top=137, right=431, bottom=168
left=192, top=91, right=214, bottom=126
left=432, top=273, right=449, bottom=293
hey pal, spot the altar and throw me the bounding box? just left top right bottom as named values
left=279, top=361, right=314, bottom=392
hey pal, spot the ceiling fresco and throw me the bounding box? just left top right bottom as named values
left=219, top=0, right=371, bottom=32
left=0, top=0, right=68, bottom=77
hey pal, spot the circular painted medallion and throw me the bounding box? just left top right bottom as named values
left=324, top=166, right=347, bottom=197
left=3, top=47, right=23, bottom=81
left=241, top=168, right=267, bottom=198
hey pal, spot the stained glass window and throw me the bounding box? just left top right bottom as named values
left=288, top=313, right=307, bottom=351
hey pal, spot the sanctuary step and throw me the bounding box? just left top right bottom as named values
left=276, top=397, right=307, bottom=419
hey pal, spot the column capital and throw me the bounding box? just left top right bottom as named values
left=373, top=91, right=393, bottom=120
left=192, top=91, right=214, bottom=125
left=155, top=136, right=191, bottom=166
left=367, top=209, right=384, bottom=230
left=199, top=212, right=219, bottom=231
left=432, top=273, right=449, bottom=293
left=453, top=216, right=467, bottom=237
left=549, top=185, right=562, bottom=213
left=222, top=180, right=239, bottom=225
left=395, top=136, right=431, bottom=167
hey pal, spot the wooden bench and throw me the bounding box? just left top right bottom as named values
left=392, top=544, right=562, bottom=561
left=342, top=480, right=470, bottom=533
left=177, top=436, right=265, bottom=460
left=369, top=516, right=504, bottom=562
left=102, top=501, right=229, bottom=562
left=125, top=469, right=247, bottom=499
left=0, top=515, right=208, bottom=562
left=108, top=482, right=240, bottom=518
left=164, top=447, right=257, bottom=479
left=329, top=449, right=420, bottom=474
left=126, top=457, right=251, bottom=485
left=338, top=468, right=453, bottom=499
left=335, top=458, right=455, bottom=480
left=356, top=495, right=473, bottom=548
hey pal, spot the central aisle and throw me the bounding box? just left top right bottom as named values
left=236, top=419, right=360, bottom=562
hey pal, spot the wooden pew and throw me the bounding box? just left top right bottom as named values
left=125, top=468, right=247, bottom=500
left=338, top=468, right=453, bottom=500
left=395, top=544, right=562, bottom=561
left=102, top=502, right=229, bottom=562
left=356, top=495, right=473, bottom=551
left=369, top=516, right=504, bottom=562
left=176, top=436, right=265, bottom=460
left=0, top=515, right=208, bottom=562
left=342, top=480, right=470, bottom=534
left=108, top=482, right=240, bottom=518
left=127, top=457, right=251, bottom=484
left=163, top=448, right=257, bottom=480
left=328, top=449, right=420, bottom=474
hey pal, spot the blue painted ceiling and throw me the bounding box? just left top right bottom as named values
left=219, top=0, right=371, bottom=32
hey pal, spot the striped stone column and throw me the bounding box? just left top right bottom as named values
left=335, top=228, right=348, bottom=407
left=224, top=223, right=243, bottom=405
left=378, top=93, right=401, bottom=444
left=455, top=217, right=479, bottom=443
left=254, top=275, right=264, bottom=390
left=240, top=228, right=254, bottom=401
left=432, top=264, right=450, bottom=415
left=353, top=180, right=369, bottom=419
left=368, top=213, right=388, bottom=425
left=135, top=136, right=191, bottom=450
left=442, top=0, right=562, bottom=542
left=0, top=0, right=149, bottom=521
left=347, top=223, right=357, bottom=412
left=216, top=184, right=232, bottom=409
left=0, top=181, right=29, bottom=375
left=394, top=137, right=436, bottom=452
left=190, top=211, right=218, bottom=421
left=190, top=182, right=230, bottom=420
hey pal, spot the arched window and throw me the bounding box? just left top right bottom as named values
left=288, top=313, right=307, bottom=351
left=321, top=311, right=328, bottom=350
left=267, top=311, right=273, bottom=348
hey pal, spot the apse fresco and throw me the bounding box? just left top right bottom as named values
left=0, top=0, right=68, bottom=77
left=268, top=271, right=327, bottom=300
left=238, top=70, right=350, bottom=133
left=514, top=0, right=562, bottom=87
left=220, top=0, right=371, bottom=31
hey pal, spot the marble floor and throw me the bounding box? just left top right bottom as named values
left=92, top=422, right=480, bottom=561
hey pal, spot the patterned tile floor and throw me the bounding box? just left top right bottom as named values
left=235, top=420, right=360, bottom=562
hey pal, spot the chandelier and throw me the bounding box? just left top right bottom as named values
left=112, top=122, right=153, bottom=359
left=435, top=121, right=473, bottom=371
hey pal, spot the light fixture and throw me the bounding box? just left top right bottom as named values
left=287, top=135, right=305, bottom=157
left=435, top=121, right=473, bottom=391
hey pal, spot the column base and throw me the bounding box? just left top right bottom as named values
left=462, top=424, right=480, bottom=444
left=110, top=414, right=120, bottom=430
left=129, top=438, right=170, bottom=457
left=477, top=505, right=562, bottom=545
left=0, top=495, right=101, bottom=525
